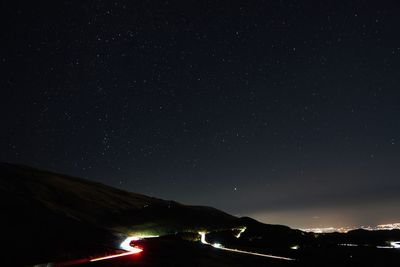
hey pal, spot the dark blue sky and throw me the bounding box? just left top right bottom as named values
left=1, top=1, right=400, bottom=228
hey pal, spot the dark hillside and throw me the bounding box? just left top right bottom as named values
left=0, top=163, right=239, bottom=265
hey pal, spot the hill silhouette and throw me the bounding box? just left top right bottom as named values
left=2, top=162, right=400, bottom=266
left=0, top=162, right=296, bottom=265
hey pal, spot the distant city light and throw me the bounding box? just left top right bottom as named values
left=290, top=245, right=299, bottom=250
left=300, top=227, right=342, bottom=233
left=376, top=223, right=400, bottom=230
left=301, top=222, right=400, bottom=233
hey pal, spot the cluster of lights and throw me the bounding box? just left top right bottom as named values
left=300, top=227, right=348, bottom=233
left=375, top=223, right=400, bottom=231
left=301, top=222, right=400, bottom=233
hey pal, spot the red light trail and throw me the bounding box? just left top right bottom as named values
left=89, top=248, right=142, bottom=262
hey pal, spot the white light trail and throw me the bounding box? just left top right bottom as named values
left=235, top=227, right=246, bottom=238
left=120, top=235, right=159, bottom=251
left=377, top=241, right=400, bottom=249
left=198, top=232, right=295, bottom=261
left=90, top=235, right=159, bottom=263
left=338, top=244, right=358, bottom=247
left=212, top=243, right=223, bottom=248
left=120, top=236, right=140, bottom=251
left=390, top=241, right=400, bottom=249
left=199, top=231, right=207, bottom=244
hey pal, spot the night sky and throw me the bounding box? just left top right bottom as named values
left=2, top=1, right=400, bottom=229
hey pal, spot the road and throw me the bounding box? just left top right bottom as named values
left=198, top=231, right=295, bottom=261
left=90, top=231, right=295, bottom=263
left=89, top=249, right=142, bottom=262
left=89, top=235, right=160, bottom=263
left=56, top=232, right=295, bottom=265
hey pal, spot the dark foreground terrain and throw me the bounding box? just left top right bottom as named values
left=81, top=237, right=294, bottom=267
left=0, top=162, right=399, bottom=266
left=76, top=236, right=400, bottom=267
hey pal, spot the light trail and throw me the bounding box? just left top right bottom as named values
left=338, top=244, right=358, bottom=247
left=198, top=232, right=295, bottom=261
left=120, top=236, right=141, bottom=251
left=376, top=241, right=400, bottom=249
left=90, top=249, right=142, bottom=262
left=235, top=227, right=246, bottom=238
left=119, top=235, right=158, bottom=251
left=90, top=235, right=159, bottom=263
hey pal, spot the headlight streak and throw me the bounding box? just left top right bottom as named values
left=90, top=235, right=159, bottom=262
left=198, top=231, right=295, bottom=261
left=89, top=250, right=142, bottom=262
left=390, top=241, right=400, bottom=248
left=235, top=227, right=246, bottom=238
